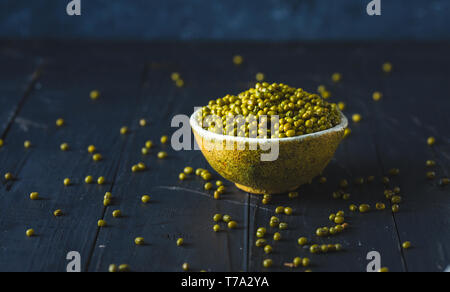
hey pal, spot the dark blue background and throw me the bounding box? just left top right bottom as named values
left=1, top=0, right=449, bottom=40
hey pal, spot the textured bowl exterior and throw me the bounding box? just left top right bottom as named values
left=191, top=111, right=347, bottom=194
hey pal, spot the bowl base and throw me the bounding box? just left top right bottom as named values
left=235, top=183, right=301, bottom=195
left=234, top=183, right=266, bottom=194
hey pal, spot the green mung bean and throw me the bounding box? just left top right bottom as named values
left=197, top=83, right=341, bottom=138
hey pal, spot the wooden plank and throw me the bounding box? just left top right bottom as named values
left=365, top=43, right=450, bottom=272
left=244, top=43, right=406, bottom=272
left=0, top=41, right=147, bottom=271
left=88, top=43, right=257, bottom=272
left=0, top=41, right=42, bottom=190
left=0, top=41, right=40, bottom=134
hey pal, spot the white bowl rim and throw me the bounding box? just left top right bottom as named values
left=190, top=108, right=348, bottom=144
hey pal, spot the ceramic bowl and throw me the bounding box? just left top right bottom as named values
left=190, top=109, right=348, bottom=194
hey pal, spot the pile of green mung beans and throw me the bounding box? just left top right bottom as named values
left=197, top=83, right=341, bottom=138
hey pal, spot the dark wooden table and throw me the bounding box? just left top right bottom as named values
left=0, top=40, right=448, bottom=272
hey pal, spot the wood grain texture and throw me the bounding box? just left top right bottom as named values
left=88, top=44, right=254, bottom=272
left=364, top=43, right=450, bottom=272
left=0, top=41, right=147, bottom=271
left=0, top=41, right=448, bottom=272
left=0, top=42, right=42, bottom=192
left=247, top=44, right=406, bottom=272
